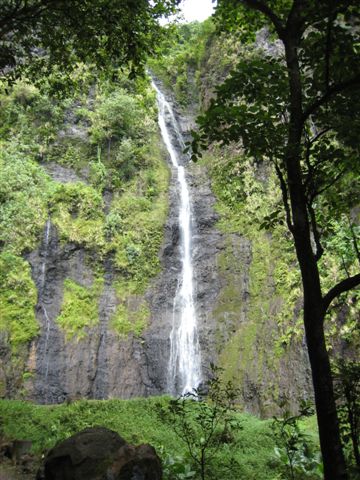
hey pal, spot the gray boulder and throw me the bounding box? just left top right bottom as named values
left=40, top=426, right=162, bottom=480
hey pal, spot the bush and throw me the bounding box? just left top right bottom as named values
left=0, top=253, right=39, bottom=348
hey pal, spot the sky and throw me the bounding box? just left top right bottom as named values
left=180, top=0, right=216, bottom=22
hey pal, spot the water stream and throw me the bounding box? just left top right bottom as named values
left=152, top=80, right=201, bottom=395
left=39, top=218, right=51, bottom=399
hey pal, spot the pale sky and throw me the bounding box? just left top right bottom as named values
left=180, top=0, right=216, bottom=22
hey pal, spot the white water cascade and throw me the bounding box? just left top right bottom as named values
left=152, top=80, right=202, bottom=395
left=39, top=219, right=51, bottom=397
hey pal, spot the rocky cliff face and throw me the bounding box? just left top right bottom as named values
left=188, top=161, right=313, bottom=416
left=21, top=164, right=155, bottom=403
left=0, top=90, right=225, bottom=404
left=0, top=79, right=314, bottom=416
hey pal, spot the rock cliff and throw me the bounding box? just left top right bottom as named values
left=0, top=68, right=314, bottom=416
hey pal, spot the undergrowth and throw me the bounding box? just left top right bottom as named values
left=0, top=397, right=320, bottom=480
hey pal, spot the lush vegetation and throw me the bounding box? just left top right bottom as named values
left=0, top=396, right=321, bottom=480
left=197, top=2, right=360, bottom=477
left=0, top=68, right=170, bottom=345
left=0, top=2, right=359, bottom=478
left=0, top=0, right=178, bottom=350
left=149, top=20, right=216, bottom=106
left=150, top=17, right=360, bottom=409
left=151, top=8, right=360, bottom=477
left=0, top=253, right=39, bottom=349
left=56, top=278, right=103, bottom=340
left=0, top=0, right=180, bottom=85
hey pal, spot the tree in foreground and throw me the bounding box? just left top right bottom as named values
left=157, top=366, right=241, bottom=480
left=190, top=1, right=360, bottom=478
left=0, top=0, right=180, bottom=85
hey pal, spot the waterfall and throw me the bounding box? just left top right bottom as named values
left=152, top=79, right=201, bottom=395
left=40, top=219, right=51, bottom=292
left=39, top=218, right=51, bottom=398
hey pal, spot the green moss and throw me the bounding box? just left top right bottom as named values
left=218, top=232, right=279, bottom=399
left=0, top=253, right=39, bottom=349
left=108, top=136, right=169, bottom=293
left=51, top=182, right=106, bottom=251
left=111, top=299, right=150, bottom=337
left=0, top=151, right=51, bottom=254
left=56, top=278, right=103, bottom=340
left=271, top=227, right=303, bottom=351
left=204, top=149, right=302, bottom=409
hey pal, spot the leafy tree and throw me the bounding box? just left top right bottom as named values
left=157, top=367, right=241, bottom=480
left=88, top=89, right=150, bottom=159
left=190, top=1, right=360, bottom=478
left=0, top=0, right=180, bottom=85
left=272, top=400, right=322, bottom=480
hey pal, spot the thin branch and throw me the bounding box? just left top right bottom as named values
left=341, top=255, right=350, bottom=279
left=240, top=0, right=286, bottom=37
left=310, top=167, right=347, bottom=202
left=349, top=217, right=360, bottom=268
left=302, top=75, right=360, bottom=122
left=323, top=273, right=360, bottom=313
left=309, top=127, right=331, bottom=145
left=274, top=161, right=294, bottom=233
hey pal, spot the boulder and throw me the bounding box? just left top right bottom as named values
left=110, top=444, right=162, bottom=480
left=40, top=426, right=162, bottom=480
left=0, top=438, right=32, bottom=465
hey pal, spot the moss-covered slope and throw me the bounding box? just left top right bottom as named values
left=150, top=20, right=360, bottom=414
left=0, top=71, right=170, bottom=399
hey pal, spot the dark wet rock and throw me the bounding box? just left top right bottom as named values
left=0, top=85, right=225, bottom=402
left=0, top=80, right=315, bottom=415
left=0, top=364, right=6, bottom=397
left=41, top=427, right=162, bottom=480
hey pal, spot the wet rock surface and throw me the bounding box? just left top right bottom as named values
left=188, top=162, right=225, bottom=377
left=25, top=225, right=153, bottom=402
left=0, top=80, right=314, bottom=414
left=39, top=427, right=162, bottom=480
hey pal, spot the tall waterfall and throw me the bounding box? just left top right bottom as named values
left=39, top=218, right=51, bottom=399
left=152, top=80, right=201, bottom=395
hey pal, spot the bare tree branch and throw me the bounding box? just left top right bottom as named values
left=310, top=167, right=347, bottom=202
left=349, top=217, right=360, bottom=268
left=323, top=273, right=360, bottom=314
left=274, top=161, right=294, bottom=233
left=239, top=0, right=286, bottom=37
left=309, top=127, right=331, bottom=145
left=302, top=75, right=360, bottom=122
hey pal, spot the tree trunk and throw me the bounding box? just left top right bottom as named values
left=200, top=450, right=206, bottom=480
left=348, top=402, right=360, bottom=468
left=303, top=295, right=348, bottom=479
left=283, top=30, right=348, bottom=479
